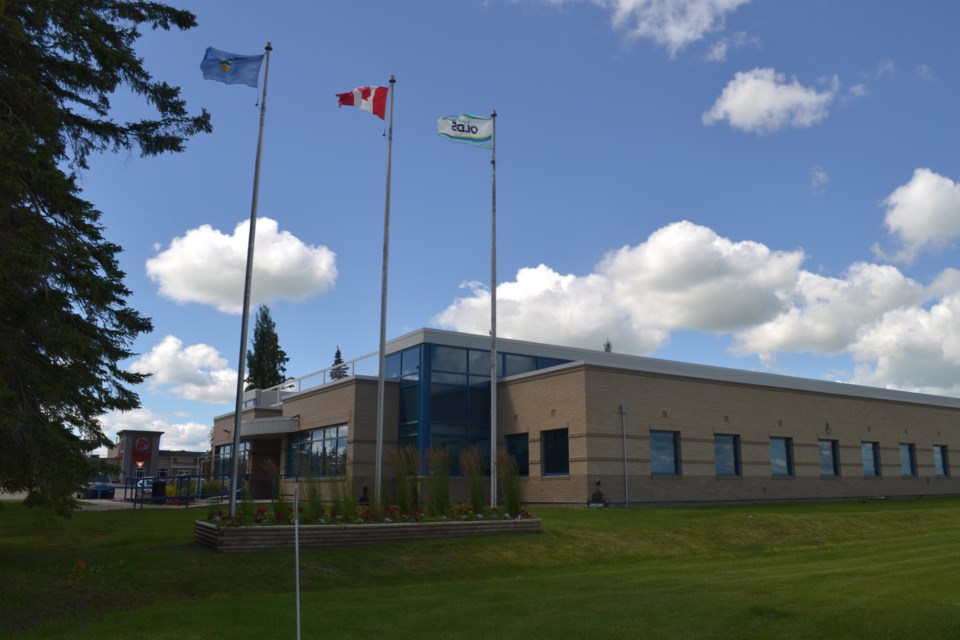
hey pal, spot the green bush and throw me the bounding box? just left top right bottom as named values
left=459, top=446, right=486, bottom=514
left=424, top=447, right=451, bottom=517
left=497, top=450, right=522, bottom=517
left=391, top=445, right=420, bottom=515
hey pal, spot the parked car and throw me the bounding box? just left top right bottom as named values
left=77, top=474, right=115, bottom=500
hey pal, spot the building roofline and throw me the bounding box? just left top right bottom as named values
left=404, top=328, right=960, bottom=410
left=218, top=327, right=960, bottom=415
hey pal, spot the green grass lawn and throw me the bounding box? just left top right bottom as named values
left=3, top=498, right=960, bottom=639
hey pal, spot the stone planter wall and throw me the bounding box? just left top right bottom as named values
left=194, top=518, right=541, bottom=553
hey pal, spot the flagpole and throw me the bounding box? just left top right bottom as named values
left=375, top=75, right=396, bottom=506
left=490, top=109, right=498, bottom=508
left=229, top=42, right=272, bottom=518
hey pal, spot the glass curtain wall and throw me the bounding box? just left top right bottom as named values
left=385, top=342, right=569, bottom=474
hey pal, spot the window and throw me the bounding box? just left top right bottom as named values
left=650, top=430, right=680, bottom=476
left=714, top=434, right=741, bottom=477
left=818, top=439, right=840, bottom=476
left=899, top=443, right=917, bottom=477
left=158, top=468, right=169, bottom=478
left=506, top=434, right=529, bottom=476
left=541, top=429, right=569, bottom=476
left=288, top=425, right=348, bottom=478
left=861, top=442, right=881, bottom=477
left=934, top=445, right=950, bottom=477
left=770, top=437, right=794, bottom=477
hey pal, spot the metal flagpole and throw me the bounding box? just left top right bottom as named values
left=294, top=478, right=301, bottom=640
left=375, top=76, right=396, bottom=506
left=229, top=42, right=272, bottom=518
left=490, top=110, right=498, bottom=508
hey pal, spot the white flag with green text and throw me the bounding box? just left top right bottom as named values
left=437, top=114, right=493, bottom=149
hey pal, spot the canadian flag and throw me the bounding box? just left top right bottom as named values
left=336, top=86, right=388, bottom=120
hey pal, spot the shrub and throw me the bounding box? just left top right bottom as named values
left=391, top=445, right=420, bottom=515
left=459, top=446, right=486, bottom=514
left=497, top=450, right=522, bottom=517
left=303, top=480, right=324, bottom=522
left=424, top=447, right=451, bottom=517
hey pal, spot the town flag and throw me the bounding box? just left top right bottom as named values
left=337, top=86, right=389, bottom=119
left=200, top=47, right=265, bottom=87
left=437, top=114, right=494, bottom=149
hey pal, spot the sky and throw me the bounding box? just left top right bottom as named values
left=81, top=0, right=960, bottom=453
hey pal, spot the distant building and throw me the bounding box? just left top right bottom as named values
left=104, top=432, right=204, bottom=483
left=211, top=327, right=960, bottom=505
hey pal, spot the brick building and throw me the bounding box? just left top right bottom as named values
left=211, top=328, right=960, bottom=505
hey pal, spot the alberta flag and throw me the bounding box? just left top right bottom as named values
left=437, top=114, right=494, bottom=149
left=200, top=47, right=264, bottom=87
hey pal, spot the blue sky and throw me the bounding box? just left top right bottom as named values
left=83, top=0, right=960, bottom=452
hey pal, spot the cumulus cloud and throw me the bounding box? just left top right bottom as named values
left=606, top=0, right=750, bottom=57
left=435, top=221, right=802, bottom=353
left=147, top=217, right=337, bottom=314
left=702, top=68, right=837, bottom=133
left=99, top=408, right=211, bottom=452
left=129, top=336, right=236, bottom=404
left=731, top=263, right=927, bottom=360
left=433, top=218, right=960, bottom=396
left=850, top=293, right=960, bottom=396
left=874, top=168, right=960, bottom=263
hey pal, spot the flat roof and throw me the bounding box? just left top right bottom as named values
left=396, top=328, right=960, bottom=411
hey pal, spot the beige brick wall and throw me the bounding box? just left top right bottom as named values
left=500, top=363, right=960, bottom=505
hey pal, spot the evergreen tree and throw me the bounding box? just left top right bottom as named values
left=603, top=339, right=613, bottom=353
left=0, top=0, right=211, bottom=514
left=330, top=346, right=348, bottom=380
left=245, top=305, right=289, bottom=390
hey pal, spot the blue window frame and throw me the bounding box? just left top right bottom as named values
left=900, top=443, right=917, bottom=477
left=714, top=434, right=741, bottom=477
left=934, top=445, right=949, bottom=477
left=861, top=442, right=880, bottom=477
left=287, top=425, right=348, bottom=478
left=541, top=429, right=569, bottom=476
left=650, top=430, right=680, bottom=476
left=818, top=439, right=840, bottom=477
left=770, top=437, right=793, bottom=477
left=506, top=434, right=529, bottom=476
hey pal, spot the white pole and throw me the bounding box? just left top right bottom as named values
left=620, top=405, right=629, bottom=507
left=489, top=110, right=498, bottom=508
left=229, top=42, right=272, bottom=518
left=294, top=478, right=301, bottom=640
left=375, top=76, right=396, bottom=506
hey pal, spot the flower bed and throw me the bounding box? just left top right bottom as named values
left=194, top=517, right=541, bottom=553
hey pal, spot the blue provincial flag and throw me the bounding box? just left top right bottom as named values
left=438, top=114, right=494, bottom=149
left=200, top=47, right=264, bottom=88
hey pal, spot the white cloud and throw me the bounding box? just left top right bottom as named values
left=606, top=0, right=750, bottom=57
left=731, top=263, right=926, bottom=359
left=705, top=30, right=756, bottom=62
left=99, top=408, right=212, bottom=453
left=146, top=217, right=337, bottom=314
left=433, top=217, right=960, bottom=397
left=841, top=83, right=868, bottom=105
left=435, top=221, right=802, bottom=353
left=850, top=293, right=960, bottom=396
left=874, top=168, right=960, bottom=263
left=702, top=68, right=837, bottom=133
left=810, top=165, right=829, bottom=193
left=916, top=64, right=937, bottom=82
left=876, top=59, right=895, bottom=78
left=129, top=336, right=236, bottom=404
